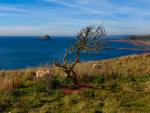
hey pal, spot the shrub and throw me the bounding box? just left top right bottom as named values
left=81, top=75, right=94, bottom=82
left=32, top=81, right=47, bottom=92
left=107, top=81, right=120, bottom=92
left=0, top=96, right=11, bottom=112
left=10, top=108, right=28, bottom=113
left=84, top=89, right=96, bottom=98
left=92, top=75, right=105, bottom=84
left=70, top=94, right=81, bottom=104
left=81, top=75, right=105, bottom=84
left=50, top=77, right=61, bottom=89
left=95, top=110, right=103, bottom=113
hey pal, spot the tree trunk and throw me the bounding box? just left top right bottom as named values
left=71, top=70, right=80, bottom=86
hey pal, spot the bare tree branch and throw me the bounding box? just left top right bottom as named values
left=55, top=25, right=106, bottom=86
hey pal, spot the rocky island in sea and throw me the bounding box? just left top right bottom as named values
left=40, top=35, right=51, bottom=40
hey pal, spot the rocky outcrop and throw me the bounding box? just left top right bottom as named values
left=41, top=35, right=51, bottom=40
left=36, top=70, right=50, bottom=79
left=93, top=64, right=102, bottom=70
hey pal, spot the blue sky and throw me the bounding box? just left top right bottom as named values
left=0, top=0, right=150, bottom=36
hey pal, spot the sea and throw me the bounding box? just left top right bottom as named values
left=0, top=36, right=149, bottom=70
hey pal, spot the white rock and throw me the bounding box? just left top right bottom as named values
left=93, top=64, right=102, bottom=70
left=36, top=70, right=50, bottom=79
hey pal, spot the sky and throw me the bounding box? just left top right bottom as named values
left=0, top=0, right=150, bottom=36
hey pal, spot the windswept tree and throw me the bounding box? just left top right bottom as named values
left=55, top=25, right=106, bottom=86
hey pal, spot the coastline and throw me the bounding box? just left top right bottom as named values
left=0, top=53, right=149, bottom=72
left=110, top=39, right=150, bottom=46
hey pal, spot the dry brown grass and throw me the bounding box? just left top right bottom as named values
left=144, top=81, right=150, bottom=93
left=0, top=76, right=21, bottom=93
left=70, top=53, right=150, bottom=80
left=8, top=54, right=150, bottom=78
left=0, top=54, right=149, bottom=93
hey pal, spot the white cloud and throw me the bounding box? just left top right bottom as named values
left=44, top=0, right=110, bottom=15
left=0, top=0, right=150, bottom=35
left=0, top=5, right=53, bottom=15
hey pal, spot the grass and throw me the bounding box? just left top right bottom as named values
left=0, top=54, right=150, bottom=113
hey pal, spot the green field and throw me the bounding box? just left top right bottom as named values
left=0, top=54, right=150, bottom=113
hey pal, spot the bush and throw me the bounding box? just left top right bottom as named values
left=93, top=75, right=105, bottom=84
left=81, top=75, right=94, bottom=82
left=0, top=96, right=11, bottom=112
left=84, top=89, right=96, bottom=98
left=107, top=81, right=120, bottom=92
left=70, top=94, right=81, bottom=104
left=81, top=75, right=105, bottom=84
left=32, top=80, right=47, bottom=92
left=95, top=110, right=103, bottom=113
left=50, top=77, right=61, bottom=89
left=10, top=108, right=28, bottom=113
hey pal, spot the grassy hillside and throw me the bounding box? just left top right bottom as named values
left=0, top=54, right=150, bottom=113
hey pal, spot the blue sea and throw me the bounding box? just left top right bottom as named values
left=0, top=36, right=149, bottom=70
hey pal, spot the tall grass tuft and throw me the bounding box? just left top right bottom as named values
left=0, top=76, right=22, bottom=93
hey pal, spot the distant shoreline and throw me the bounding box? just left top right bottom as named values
left=105, top=47, right=150, bottom=52
left=110, top=39, right=150, bottom=46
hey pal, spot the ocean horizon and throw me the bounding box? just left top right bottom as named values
left=0, top=35, right=148, bottom=70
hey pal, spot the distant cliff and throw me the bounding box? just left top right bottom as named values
left=110, top=35, right=150, bottom=46
left=126, top=35, right=150, bottom=46
left=127, top=35, right=150, bottom=41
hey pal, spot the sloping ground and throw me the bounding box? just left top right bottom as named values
left=0, top=54, right=150, bottom=113
left=75, top=53, right=150, bottom=77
